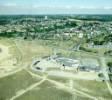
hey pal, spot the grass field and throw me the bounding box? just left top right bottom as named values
left=13, top=39, right=52, bottom=63
left=0, top=70, right=41, bottom=100
left=48, top=76, right=112, bottom=99
left=73, top=79, right=112, bottom=100
left=15, top=80, right=89, bottom=100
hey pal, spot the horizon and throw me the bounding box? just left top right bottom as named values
left=0, top=0, right=112, bottom=14
left=0, top=13, right=112, bottom=16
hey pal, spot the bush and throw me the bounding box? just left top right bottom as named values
left=93, top=40, right=105, bottom=45
left=104, top=50, right=112, bottom=56
left=98, top=73, right=104, bottom=78
left=79, top=46, right=97, bottom=53
left=107, top=62, right=112, bottom=67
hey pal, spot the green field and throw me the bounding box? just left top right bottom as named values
left=48, top=76, right=112, bottom=100
left=0, top=70, right=41, bottom=100
left=15, top=80, right=89, bottom=100
left=73, top=80, right=112, bottom=100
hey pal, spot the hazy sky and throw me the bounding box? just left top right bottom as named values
left=0, top=0, right=112, bottom=14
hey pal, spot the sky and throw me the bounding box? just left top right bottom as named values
left=0, top=0, right=112, bottom=14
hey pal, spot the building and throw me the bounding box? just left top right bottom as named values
left=44, top=16, right=48, bottom=20
left=79, top=59, right=100, bottom=72
left=55, top=57, right=80, bottom=71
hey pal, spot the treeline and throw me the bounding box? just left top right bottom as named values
left=72, top=15, right=112, bottom=21
left=87, top=34, right=112, bottom=45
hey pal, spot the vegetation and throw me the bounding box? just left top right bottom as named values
left=104, top=50, right=112, bottom=56
left=16, top=81, right=89, bottom=100
left=79, top=46, right=98, bottom=53
left=0, top=70, right=40, bottom=100
left=107, top=62, right=112, bottom=67
left=73, top=80, right=112, bottom=99
left=0, top=15, right=112, bottom=44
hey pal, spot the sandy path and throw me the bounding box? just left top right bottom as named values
left=0, top=67, right=23, bottom=78
left=47, top=70, right=99, bottom=80
left=10, top=78, right=46, bottom=100
left=25, top=69, right=97, bottom=100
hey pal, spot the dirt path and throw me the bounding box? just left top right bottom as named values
left=13, top=40, right=24, bottom=56
left=10, top=77, right=46, bottom=100
left=25, top=69, right=97, bottom=100
left=0, top=68, right=23, bottom=79
left=48, top=78, right=97, bottom=100
left=0, top=62, right=28, bottom=79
